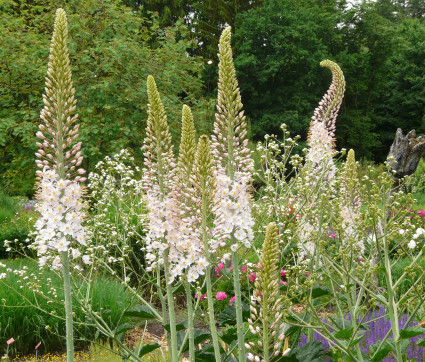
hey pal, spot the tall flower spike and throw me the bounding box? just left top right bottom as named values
left=191, top=135, right=216, bottom=215
left=211, top=26, right=252, bottom=178
left=36, top=9, right=84, bottom=182
left=142, top=75, right=176, bottom=194
left=177, top=105, right=196, bottom=186
left=308, top=60, right=345, bottom=149
left=339, top=149, right=363, bottom=253
left=248, top=222, right=288, bottom=361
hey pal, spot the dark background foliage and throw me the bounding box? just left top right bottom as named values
left=1, top=0, right=425, bottom=195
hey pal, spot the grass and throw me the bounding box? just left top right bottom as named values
left=413, top=191, right=425, bottom=211
left=0, top=258, right=134, bottom=357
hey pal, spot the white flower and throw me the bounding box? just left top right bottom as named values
left=82, top=255, right=91, bottom=265
left=408, top=240, right=416, bottom=250
left=71, top=248, right=81, bottom=259
left=230, top=244, right=238, bottom=252
left=52, top=256, right=62, bottom=270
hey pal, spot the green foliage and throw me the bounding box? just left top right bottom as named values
left=0, top=258, right=133, bottom=356
left=0, top=191, right=20, bottom=223
left=0, top=0, right=205, bottom=195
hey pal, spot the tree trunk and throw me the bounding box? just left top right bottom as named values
left=387, top=128, right=425, bottom=183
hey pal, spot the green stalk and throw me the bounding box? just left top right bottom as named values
left=383, top=235, right=402, bottom=359
left=157, top=263, right=170, bottom=349
left=164, top=249, right=178, bottom=362
left=344, top=275, right=364, bottom=361
left=204, top=266, right=221, bottom=360
left=184, top=278, right=195, bottom=361
left=231, top=250, right=246, bottom=361
left=262, top=293, right=270, bottom=362
left=61, top=250, right=74, bottom=362
left=381, top=198, right=402, bottom=360
left=198, top=147, right=221, bottom=361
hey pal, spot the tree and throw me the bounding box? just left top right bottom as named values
left=0, top=0, right=205, bottom=195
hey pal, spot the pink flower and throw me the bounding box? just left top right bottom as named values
left=280, top=269, right=286, bottom=277
left=216, top=292, right=227, bottom=300
left=229, top=266, right=233, bottom=271
left=241, top=266, right=247, bottom=272
left=330, top=233, right=336, bottom=238
left=229, top=296, right=236, bottom=306
left=196, top=293, right=207, bottom=300
left=215, top=267, right=220, bottom=277
left=218, top=263, right=224, bottom=270
left=248, top=273, right=256, bottom=282
left=305, top=272, right=309, bottom=277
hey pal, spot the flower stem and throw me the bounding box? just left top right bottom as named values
left=231, top=250, right=246, bottom=361
left=163, top=250, right=178, bottom=362
left=61, top=251, right=74, bottom=362
left=205, top=267, right=221, bottom=361
left=184, top=279, right=195, bottom=361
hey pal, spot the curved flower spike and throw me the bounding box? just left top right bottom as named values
left=308, top=60, right=346, bottom=150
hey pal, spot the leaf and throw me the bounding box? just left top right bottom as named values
left=124, top=304, right=158, bottom=320
left=135, top=343, right=160, bottom=357
left=286, top=341, right=326, bottom=361
left=417, top=338, right=425, bottom=347
left=173, top=284, right=184, bottom=294
left=177, top=329, right=211, bottom=353
left=311, top=286, right=333, bottom=299
left=194, top=330, right=212, bottom=344
left=375, top=294, right=388, bottom=304
left=217, top=303, right=250, bottom=325
left=194, top=351, right=216, bottom=362
left=400, top=326, right=425, bottom=339
left=221, top=327, right=237, bottom=344
left=114, top=323, right=134, bottom=337
left=163, top=320, right=188, bottom=332
left=334, top=327, right=354, bottom=340
left=370, top=341, right=393, bottom=362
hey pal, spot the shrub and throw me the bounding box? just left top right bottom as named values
left=0, top=210, right=35, bottom=258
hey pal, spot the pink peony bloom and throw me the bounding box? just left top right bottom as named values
left=216, top=292, right=227, bottom=300
left=218, top=263, right=224, bottom=270
left=248, top=273, right=256, bottom=282
left=280, top=269, right=286, bottom=277
left=229, top=296, right=236, bottom=306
